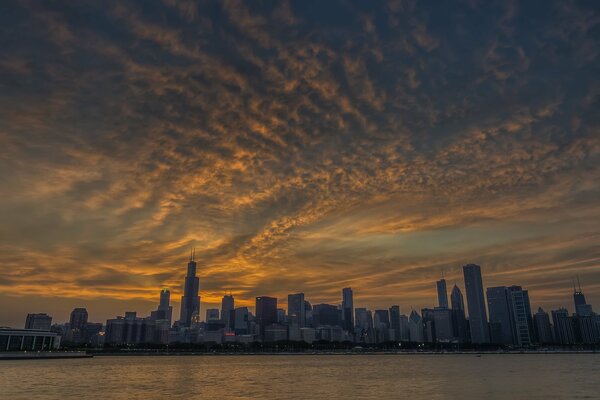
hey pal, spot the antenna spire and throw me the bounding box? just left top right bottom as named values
left=577, top=275, right=582, bottom=291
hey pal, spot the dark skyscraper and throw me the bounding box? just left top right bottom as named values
left=389, top=305, right=401, bottom=340
left=256, top=296, right=278, bottom=334
left=221, top=293, right=234, bottom=329
left=533, top=307, right=554, bottom=344
left=552, top=308, right=575, bottom=345
left=288, top=293, right=306, bottom=328
left=463, top=264, right=489, bottom=343
left=70, top=308, right=88, bottom=331
left=151, top=288, right=173, bottom=325
left=179, top=250, right=200, bottom=327
left=436, top=279, right=448, bottom=309
left=573, top=279, right=593, bottom=317
left=312, top=304, right=341, bottom=327
left=486, top=286, right=514, bottom=344
left=342, top=288, right=354, bottom=333
left=450, top=285, right=468, bottom=343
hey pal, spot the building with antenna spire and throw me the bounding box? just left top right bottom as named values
left=179, top=249, right=200, bottom=328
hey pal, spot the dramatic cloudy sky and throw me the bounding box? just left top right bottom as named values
left=1, top=0, right=599, bottom=326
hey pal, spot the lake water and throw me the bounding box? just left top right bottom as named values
left=1, top=354, right=598, bottom=399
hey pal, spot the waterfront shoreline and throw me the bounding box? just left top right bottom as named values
left=0, top=351, right=92, bottom=360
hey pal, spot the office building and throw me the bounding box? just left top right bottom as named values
left=437, top=278, right=448, bottom=308
left=288, top=293, right=306, bottom=328
left=463, top=264, right=489, bottom=343
left=487, top=286, right=514, bottom=344
left=233, top=307, right=249, bottom=335
left=389, top=305, right=401, bottom=339
left=342, top=288, right=354, bottom=333
left=150, top=288, right=173, bottom=326
left=256, top=296, right=277, bottom=335
left=179, top=250, right=201, bottom=327
left=533, top=307, right=554, bottom=344
left=24, top=313, right=52, bottom=330
left=451, top=285, right=468, bottom=343
left=221, top=293, right=234, bottom=329
left=573, top=281, right=593, bottom=317
left=312, top=304, right=341, bottom=327
left=408, top=310, right=424, bottom=342
left=551, top=308, right=575, bottom=345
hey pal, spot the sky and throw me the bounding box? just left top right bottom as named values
left=0, top=0, right=599, bottom=327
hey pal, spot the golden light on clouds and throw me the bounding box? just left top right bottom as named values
left=0, top=0, right=599, bottom=325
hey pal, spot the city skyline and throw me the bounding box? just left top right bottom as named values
left=3, top=254, right=597, bottom=329
left=1, top=1, right=600, bottom=328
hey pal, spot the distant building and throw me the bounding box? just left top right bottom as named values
left=256, top=296, right=277, bottom=336
left=463, top=264, right=489, bottom=343
left=105, top=312, right=156, bottom=345
left=408, top=310, right=423, bottom=342
left=69, top=308, right=89, bottom=343
left=437, top=278, right=448, bottom=309
left=313, top=304, right=341, bottom=327
left=398, top=314, right=410, bottom=341
left=422, top=307, right=454, bottom=343
left=25, top=313, right=52, bottom=331
left=389, top=306, right=401, bottom=340
left=233, top=307, right=249, bottom=335
left=0, top=328, right=61, bottom=351
left=221, top=293, right=234, bottom=329
left=573, top=281, right=593, bottom=317
left=487, top=286, right=533, bottom=346
left=487, top=287, right=514, bottom=344
left=533, top=307, right=554, bottom=344
left=150, top=288, right=173, bottom=326
left=179, top=251, right=200, bottom=328
left=206, top=309, right=220, bottom=322
left=288, top=293, right=306, bottom=328
left=551, top=308, right=575, bottom=345
left=374, top=310, right=390, bottom=342
left=264, top=324, right=287, bottom=342
left=451, top=285, right=469, bottom=343
left=342, top=288, right=354, bottom=333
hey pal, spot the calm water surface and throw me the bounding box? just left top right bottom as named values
left=1, top=354, right=598, bottom=399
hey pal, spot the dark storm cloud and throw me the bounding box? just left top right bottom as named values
left=0, top=0, right=599, bottom=325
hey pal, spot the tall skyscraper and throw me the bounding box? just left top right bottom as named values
left=70, top=308, right=88, bottom=331
left=533, top=307, right=553, bottom=344
left=256, top=296, right=277, bottom=335
left=437, top=278, right=448, bottom=308
left=179, top=250, right=200, bottom=328
left=221, top=293, right=235, bottom=329
left=486, top=286, right=514, bottom=344
left=463, top=264, right=489, bottom=343
left=573, top=279, right=593, bottom=317
left=389, top=305, right=401, bottom=339
left=25, top=313, right=52, bottom=330
left=151, top=288, right=173, bottom=326
left=508, top=286, right=533, bottom=346
left=288, top=293, right=306, bottom=328
left=408, top=310, right=424, bottom=342
left=342, top=288, right=354, bottom=333
left=69, top=307, right=89, bottom=343
left=551, top=308, right=575, bottom=345
left=451, top=284, right=468, bottom=343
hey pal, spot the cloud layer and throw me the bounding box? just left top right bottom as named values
left=0, top=0, right=599, bottom=325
